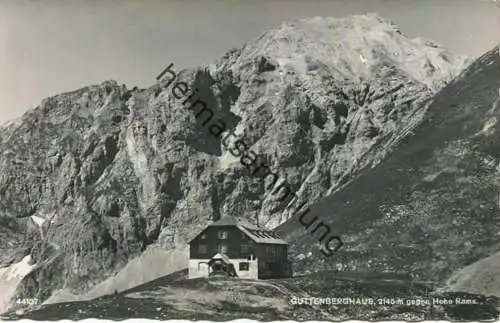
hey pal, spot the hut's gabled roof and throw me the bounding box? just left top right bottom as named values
left=191, top=217, right=288, bottom=245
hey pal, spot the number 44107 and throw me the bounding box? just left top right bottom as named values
left=16, top=298, right=39, bottom=306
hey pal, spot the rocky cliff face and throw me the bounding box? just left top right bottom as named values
left=0, top=14, right=470, bottom=312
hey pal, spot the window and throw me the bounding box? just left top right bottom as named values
left=198, top=244, right=207, bottom=254
left=266, top=246, right=276, bottom=257
left=239, top=262, right=249, bottom=271
left=217, top=244, right=227, bottom=254
left=218, top=230, right=228, bottom=239
left=241, top=244, right=250, bottom=254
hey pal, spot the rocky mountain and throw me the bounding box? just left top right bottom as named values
left=0, top=14, right=471, bottom=314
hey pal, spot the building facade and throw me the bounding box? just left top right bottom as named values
left=188, top=217, right=291, bottom=279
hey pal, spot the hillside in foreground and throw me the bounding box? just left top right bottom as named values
left=2, top=270, right=499, bottom=321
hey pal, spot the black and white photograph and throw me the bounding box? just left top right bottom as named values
left=0, top=0, right=499, bottom=321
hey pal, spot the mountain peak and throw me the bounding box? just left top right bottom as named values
left=228, top=14, right=470, bottom=91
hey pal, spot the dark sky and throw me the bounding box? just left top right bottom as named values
left=1, top=0, right=499, bottom=123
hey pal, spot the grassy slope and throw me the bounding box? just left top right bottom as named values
left=447, top=250, right=500, bottom=297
